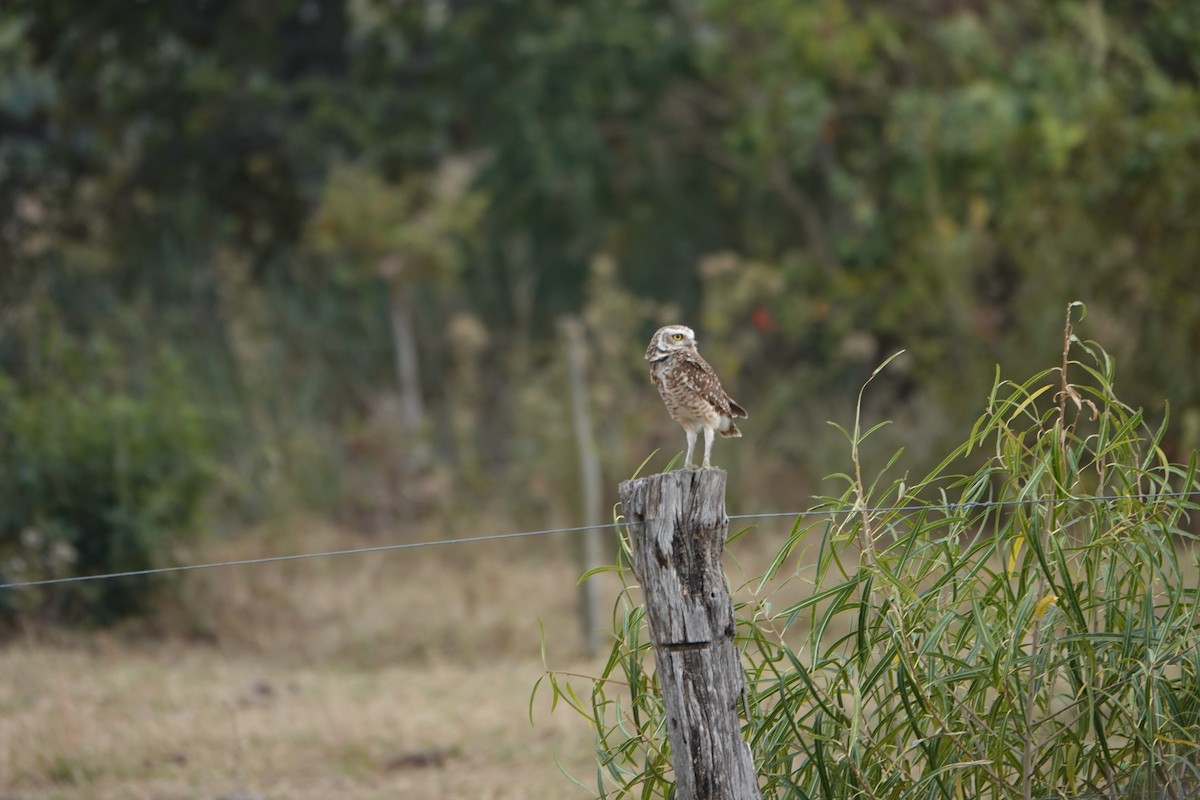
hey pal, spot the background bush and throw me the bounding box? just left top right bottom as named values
left=0, top=338, right=212, bottom=624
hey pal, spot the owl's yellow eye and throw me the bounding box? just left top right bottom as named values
left=672, top=333, right=684, bottom=341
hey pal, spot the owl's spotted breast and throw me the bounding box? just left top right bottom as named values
left=654, top=352, right=742, bottom=429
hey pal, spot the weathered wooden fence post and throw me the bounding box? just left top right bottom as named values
left=618, top=468, right=761, bottom=800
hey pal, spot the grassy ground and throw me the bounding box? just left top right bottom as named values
left=0, top=513, right=803, bottom=800
left=0, top=644, right=599, bottom=799
left=0, top=518, right=627, bottom=800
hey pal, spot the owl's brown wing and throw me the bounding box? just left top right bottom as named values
left=675, top=352, right=747, bottom=418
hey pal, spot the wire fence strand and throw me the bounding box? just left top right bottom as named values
left=2, top=489, right=1196, bottom=591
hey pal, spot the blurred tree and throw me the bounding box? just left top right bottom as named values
left=311, top=0, right=710, bottom=327
left=683, top=0, right=1200, bottom=453
left=306, top=158, right=486, bottom=435
left=1, top=0, right=1199, bottom=591
left=6, top=0, right=348, bottom=257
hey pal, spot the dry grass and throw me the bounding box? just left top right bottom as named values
left=167, top=516, right=612, bottom=666
left=0, top=518, right=633, bottom=799
left=0, top=644, right=599, bottom=800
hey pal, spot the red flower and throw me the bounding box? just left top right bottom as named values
left=750, top=305, right=776, bottom=333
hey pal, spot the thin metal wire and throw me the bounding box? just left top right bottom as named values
left=1, top=490, right=1196, bottom=591
left=0, top=522, right=619, bottom=591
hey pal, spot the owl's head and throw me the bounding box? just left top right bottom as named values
left=645, top=325, right=697, bottom=361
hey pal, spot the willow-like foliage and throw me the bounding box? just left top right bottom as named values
left=549, top=307, right=1200, bottom=800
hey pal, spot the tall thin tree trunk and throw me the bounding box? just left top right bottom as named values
left=562, top=317, right=604, bottom=656
left=388, top=285, right=425, bottom=433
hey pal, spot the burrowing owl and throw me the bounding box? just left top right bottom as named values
left=644, top=325, right=748, bottom=469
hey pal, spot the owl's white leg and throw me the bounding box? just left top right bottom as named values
left=684, top=429, right=697, bottom=469
left=702, top=426, right=715, bottom=468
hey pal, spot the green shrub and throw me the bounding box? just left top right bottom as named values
left=0, top=341, right=213, bottom=625
left=551, top=307, right=1200, bottom=798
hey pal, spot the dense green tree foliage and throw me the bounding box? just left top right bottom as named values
left=1, top=0, right=1198, bottom=619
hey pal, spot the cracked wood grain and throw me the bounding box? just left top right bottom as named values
left=618, top=468, right=761, bottom=800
